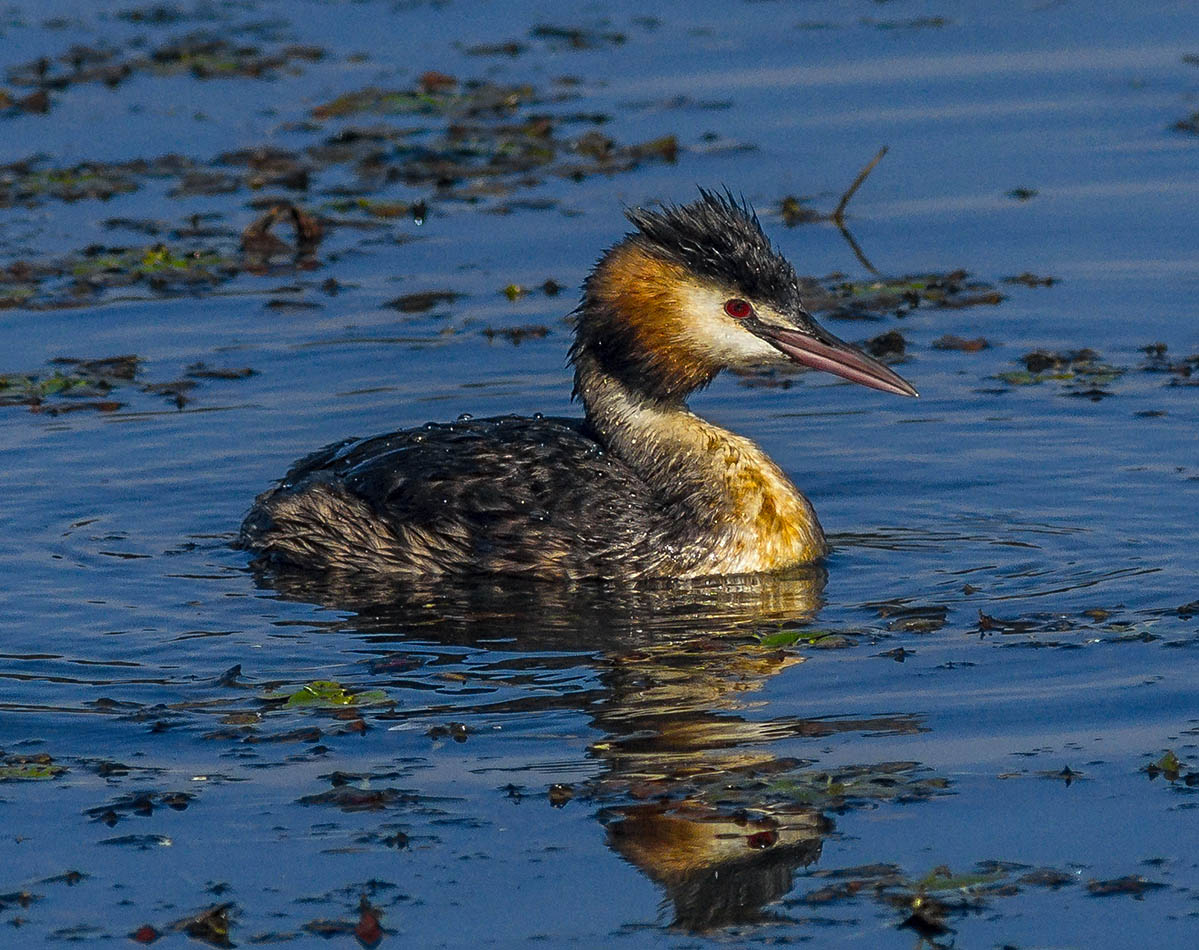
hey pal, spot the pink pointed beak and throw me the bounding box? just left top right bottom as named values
left=752, top=317, right=918, bottom=397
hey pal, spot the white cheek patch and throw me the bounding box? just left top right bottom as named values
left=674, top=284, right=787, bottom=366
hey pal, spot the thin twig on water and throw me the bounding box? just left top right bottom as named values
left=830, top=146, right=889, bottom=274
left=836, top=222, right=879, bottom=275
left=832, top=145, right=888, bottom=224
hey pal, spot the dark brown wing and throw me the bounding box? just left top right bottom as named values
left=240, top=415, right=670, bottom=578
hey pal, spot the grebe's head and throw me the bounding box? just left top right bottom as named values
left=572, top=189, right=917, bottom=403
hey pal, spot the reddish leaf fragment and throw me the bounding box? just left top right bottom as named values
left=355, top=896, right=384, bottom=948
left=130, top=924, right=161, bottom=944
left=420, top=71, right=457, bottom=93
left=746, top=829, right=779, bottom=849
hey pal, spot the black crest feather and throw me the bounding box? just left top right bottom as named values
left=624, top=188, right=804, bottom=311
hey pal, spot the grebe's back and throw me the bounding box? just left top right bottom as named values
left=240, top=415, right=674, bottom=578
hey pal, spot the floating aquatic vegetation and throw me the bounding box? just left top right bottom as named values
left=463, top=39, right=530, bottom=57
left=300, top=896, right=385, bottom=946
left=1003, top=271, right=1058, bottom=287
left=464, top=23, right=628, bottom=58
left=172, top=902, right=235, bottom=948
left=990, top=344, right=1199, bottom=398
left=85, top=790, right=195, bottom=826
left=241, top=201, right=322, bottom=272
left=862, top=15, right=953, bottom=30
left=1144, top=749, right=1199, bottom=786
left=297, top=785, right=423, bottom=812
left=778, top=195, right=826, bottom=226
left=0, top=372, right=118, bottom=411
left=0, top=201, right=329, bottom=308
left=98, top=833, right=174, bottom=849
left=0, top=888, right=39, bottom=912
left=0, top=162, right=138, bottom=204
left=996, top=348, right=1125, bottom=398
left=806, top=270, right=1005, bottom=320
left=0, top=87, right=51, bottom=116
left=876, top=602, right=949, bottom=633
left=147, top=33, right=323, bottom=79
left=76, top=243, right=231, bottom=283
left=792, top=857, right=1167, bottom=937
left=0, top=353, right=255, bottom=413
left=3, top=68, right=675, bottom=229
left=757, top=627, right=857, bottom=648
left=0, top=753, right=67, bottom=781
left=185, top=362, right=255, bottom=380
left=0, top=355, right=137, bottom=412
left=304, top=73, right=675, bottom=200
left=0, top=243, right=236, bottom=309
left=529, top=24, right=627, bottom=49
left=865, top=329, right=907, bottom=358
left=216, top=146, right=311, bottom=191
left=323, top=196, right=418, bottom=221
left=481, top=324, right=549, bottom=344
left=932, top=334, right=989, bottom=351
left=500, top=278, right=564, bottom=301
left=263, top=680, right=390, bottom=708
left=1173, top=111, right=1199, bottom=135
left=1, top=151, right=311, bottom=209
left=3, top=33, right=324, bottom=114
left=384, top=289, right=462, bottom=313
left=313, top=74, right=538, bottom=120
left=1139, top=342, right=1199, bottom=382
left=1086, top=876, right=1168, bottom=897
left=116, top=4, right=201, bottom=25
left=168, top=169, right=241, bottom=197
left=749, top=761, right=952, bottom=811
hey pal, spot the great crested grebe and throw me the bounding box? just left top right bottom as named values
left=239, top=190, right=916, bottom=579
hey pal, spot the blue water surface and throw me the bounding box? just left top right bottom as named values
left=2, top=0, right=1198, bottom=946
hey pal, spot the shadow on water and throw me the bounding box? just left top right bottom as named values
left=250, top=564, right=926, bottom=932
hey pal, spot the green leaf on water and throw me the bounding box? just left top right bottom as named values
left=758, top=628, right=842, bottom=648
left=0, top=764, right=66, bottom=781
left=997, top=370, right=1076, bottom=385
left=915, top=867, right=1005, bottom=892
left=264, top=680, right=390, bottom=708
left=1156, top=750, right=1182, bottom=773
left=758, top=630, right=802, bottom=648
left=1147, top=749, right=1183, bottom=780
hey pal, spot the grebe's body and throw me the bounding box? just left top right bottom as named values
left=240, top=191, right=915, bottom=579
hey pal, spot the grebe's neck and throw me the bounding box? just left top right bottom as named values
left=571, top=349, right=828, bottom=575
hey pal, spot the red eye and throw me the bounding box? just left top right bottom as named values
left=724, top=298, right=752, bottom=319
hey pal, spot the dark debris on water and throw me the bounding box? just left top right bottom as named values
left=0, top=353, right=256, bottom=413
left=996, top=348, right=1124, bottom=398
left=805, top=270, right=1004, bottom=320
left=4, top=33, right=324, bottom=115
left=1144, top=749, right=1199, bottom=787
left=85, top=790, right=195, bottom=826
left=0, top=200, right=329, bottom=307
left=788, top=858, right=1124, bottom=935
